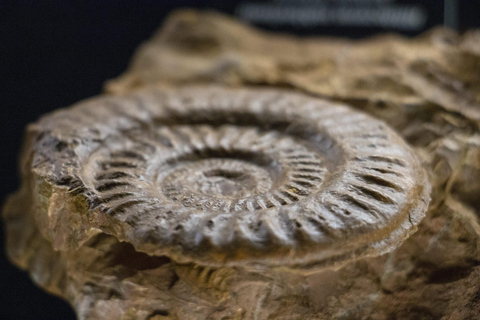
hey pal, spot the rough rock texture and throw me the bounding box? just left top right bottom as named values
left=3, top=9, right=480, bottom=320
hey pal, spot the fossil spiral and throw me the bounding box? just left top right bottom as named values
left=29, top=86, right=430, bottom=271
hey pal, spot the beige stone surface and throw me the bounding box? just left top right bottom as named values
left=3, top=9, right=480, bottom=320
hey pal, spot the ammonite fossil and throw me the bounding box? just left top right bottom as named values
left=24, top=86, right=429, bottom=274
left=7, top=9, right=480, bottom=318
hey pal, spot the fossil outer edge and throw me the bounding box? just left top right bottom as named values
left=28, top=86, right=431, bottom=271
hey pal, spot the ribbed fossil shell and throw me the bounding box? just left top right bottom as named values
left=31, top=86, right=430, bottom=271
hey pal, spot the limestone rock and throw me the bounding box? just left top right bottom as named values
left=4, top=9, right=480, bottom=320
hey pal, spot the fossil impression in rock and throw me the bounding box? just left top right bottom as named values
left=3, top=85, right=430, bottom=319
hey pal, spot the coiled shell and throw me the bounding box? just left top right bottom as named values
left=31, top=86, right=430, bottom=271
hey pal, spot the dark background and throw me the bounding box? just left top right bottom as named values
left=1, top=1, right=479, bottom=319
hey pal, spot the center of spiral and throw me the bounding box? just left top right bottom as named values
left=163, top=158, right=273, bottom=200
left=201, top=169, right=253, bottom=197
